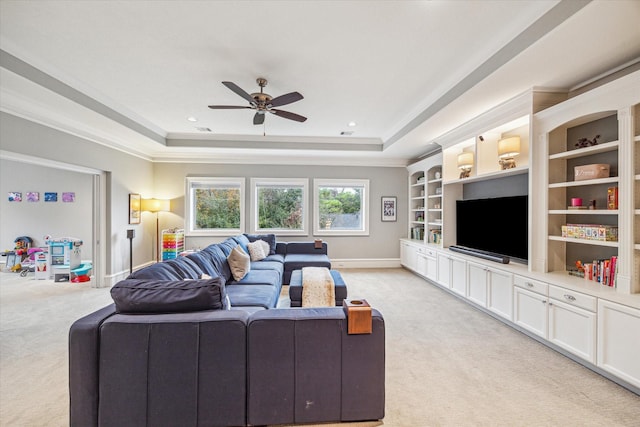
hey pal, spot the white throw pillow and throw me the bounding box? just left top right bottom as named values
left=247, top=240, right=267, bottom=261
left=258, top=239, right=270, bottom=257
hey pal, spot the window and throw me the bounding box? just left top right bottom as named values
left=251, top=178, right=308, bottom=235
left=185, top=177, right=245, bottom=236
left=314, top=179, right=369, bottom=236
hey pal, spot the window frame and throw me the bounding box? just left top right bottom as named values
left=250, top=178, right=309, bottom=236
left=185, top=177, right=245, bottom=236
left=313, top=178, right=369, bottom=236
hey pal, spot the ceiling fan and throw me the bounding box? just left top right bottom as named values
left=208, top=78, right=307, bottom=125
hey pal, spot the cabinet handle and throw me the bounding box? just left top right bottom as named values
left=564, top=294, right=576, bottom=302
left=542, top=300, right=547, bottom=304
left=525, top=282, right=534, bottom=288
left=549, top=302, right=553, bottom=307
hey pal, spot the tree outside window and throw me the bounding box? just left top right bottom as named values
left=314, top=179, right=369, bottom=236
left=252, top=178, right=308, bottom=235
left=186, top=177, right=245, bottom=236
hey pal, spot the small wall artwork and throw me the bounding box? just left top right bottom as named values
left=62, top=192, right=75, bottom=202
left=44, top=192, right=58, bottom=202
left=8, top=192, right=22, bottom=202
left=381, top=196, right=397, bottom=222
left=26, top=192, right=40, bottom=202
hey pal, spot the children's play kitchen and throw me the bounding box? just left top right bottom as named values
left=47, top=237, right=83, bottom=282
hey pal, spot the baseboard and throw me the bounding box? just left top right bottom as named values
left=103, top=261, right=155, bottom=287
left=331, top=258, right=401, bottom=269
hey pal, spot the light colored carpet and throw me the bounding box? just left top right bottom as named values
left=1, top=268, right=639, bottom=427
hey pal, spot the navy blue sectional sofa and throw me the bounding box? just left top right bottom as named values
left=69, top=234, right=385, bottom=427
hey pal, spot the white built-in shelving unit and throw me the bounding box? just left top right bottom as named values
left=400, top=72, right=640, bottom=393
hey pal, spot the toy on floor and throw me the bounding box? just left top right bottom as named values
left=19, top=248, right=45, bottom=277
left=71, top=263, right=92, bottom=283
left=6, top=236, right=33, bottom=272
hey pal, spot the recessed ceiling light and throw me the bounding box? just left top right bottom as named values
left=348, top=121, right=357, bottom=127
left=187, top=116, right=198, bottom=122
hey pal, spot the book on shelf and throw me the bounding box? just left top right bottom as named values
left=607, top=186, right=618, bottom=209
left=572, top=256, right=618, bottom=287
left=429, top=229, right=441, bottom=245
left=411, top=227, right=425, bottom=241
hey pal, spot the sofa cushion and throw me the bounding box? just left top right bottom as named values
left=200, top=245, right=233, bottom=281
left=228, top=245, right=250, bottom=281
left=247, top=240, right=267, bottom=261
left=226, top=284, right=279, bottom=309
left=232, top=234, right=251, bottom=255
left=110, top=278, right=227, bottom=313
left=127, top=262, right=183, bottom=280
left=164, top=256, right=203, bottom=279
left=244, top=233, right=276, bottom=255
left=185, top=251, right=223, bottom=280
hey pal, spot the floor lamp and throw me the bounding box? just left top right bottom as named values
left=141, top=198, right=170, bottom=263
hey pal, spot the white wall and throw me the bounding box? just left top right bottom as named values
left=0, top=159, right=93, bottom=258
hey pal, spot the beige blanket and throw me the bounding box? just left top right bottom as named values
left=301, top=267, right=335, bottom=307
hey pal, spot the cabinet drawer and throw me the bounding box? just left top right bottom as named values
left=549, top=286, right=596, bottom=312
left=418, top=247, right=437, bottom=258
left=513, top=275, right=548, bottom=296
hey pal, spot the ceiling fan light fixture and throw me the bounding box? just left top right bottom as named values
left=210, top=78, right=306, bottom=124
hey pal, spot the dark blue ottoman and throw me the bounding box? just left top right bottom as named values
left=289, top=269, right=347, bottom=307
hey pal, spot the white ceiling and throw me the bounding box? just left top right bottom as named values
left=1, top=0, right=639, bottom=166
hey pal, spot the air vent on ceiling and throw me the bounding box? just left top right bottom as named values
left=340, top=131, right=354, bottom=136
left=196, top=127, right=212, bottom=132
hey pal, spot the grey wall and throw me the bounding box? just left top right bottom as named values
left=154, top=162, right=408, bottom=260
left=0, top=159, right=93, bottom=259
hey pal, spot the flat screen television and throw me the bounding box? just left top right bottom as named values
left=455, top=195, right=528, bottom=264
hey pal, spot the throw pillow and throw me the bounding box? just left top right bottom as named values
left=110, top=278, right=226, bottom=313
left=227, top=245, right=250, bottom=281
left=247, top=240, right=267, bottom=261
left=244, top=233, right=276, bottom=255
left=258, top=239, right=270, bottom=257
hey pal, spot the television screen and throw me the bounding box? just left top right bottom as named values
left=456, top=195, right=528, bottom=263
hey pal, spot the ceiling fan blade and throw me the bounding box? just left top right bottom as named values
left=222, top=81, right=255, bottom=103
left=271, top=109, right=307, bottom=122
left=208, top=105, right=252, bottom=109
left=268, top=91, right=303, bottom=108
left=253, top=112, right=265, bottom=125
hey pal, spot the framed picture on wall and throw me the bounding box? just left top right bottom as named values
left=381, top=196, right=397, bottom=222
left=129, top=193, right=141, bottom=224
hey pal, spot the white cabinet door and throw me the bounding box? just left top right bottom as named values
left=548, top=298, right=596, bottom=363
left=513, top=286, right=548, bottom=338
left=597, top=300, right=640, bottom=388
left=426, top=254, right=437, bottom=281
left=400, top=242, right=418, bottom=272
left=487, top=269, right=513, bottom=321
left=436, top=253, right=451, bottom=288
left=450, top=257, right=466, bottom=296
left=415, top=252, right=428, bottom=277
left=467, top=262, right=487, bottom=307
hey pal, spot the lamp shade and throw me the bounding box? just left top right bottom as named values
left=457, top=152, right=474, bottom=169
left=498, top=136, right=521, bottom=158
left=141, top=198, right=170, bottom=213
